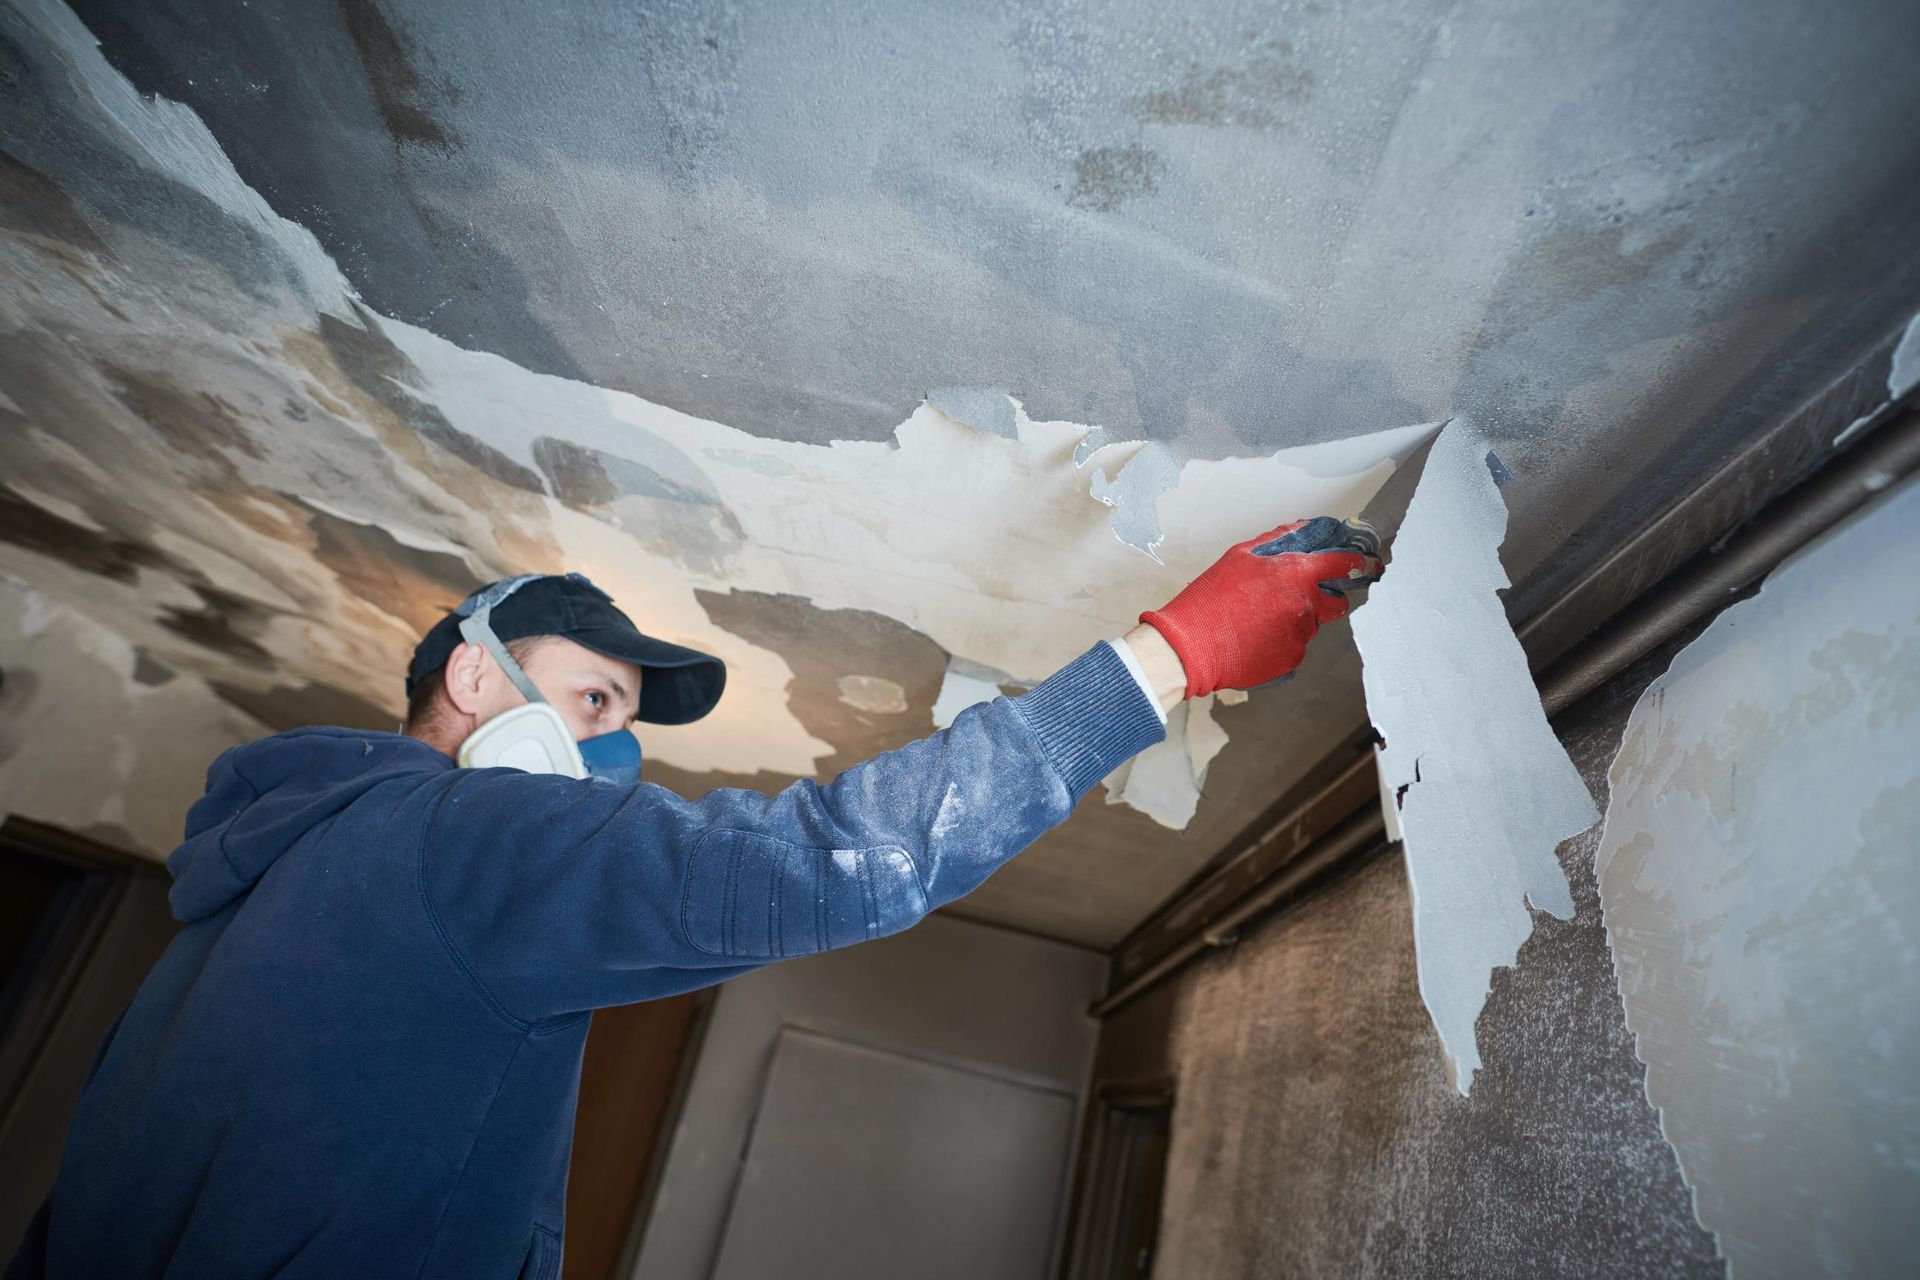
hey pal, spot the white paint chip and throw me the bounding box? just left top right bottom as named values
left=1832, top=309, right=1920, bottom=446
left=1350, top=419, right=1598, bottom=1093
left=1184, top=694, right=1229, bottom=784
left=1120, top=702, right=1206, bottom=828
left=929, top=658, right=1009, bottom=729
left=1594, top=473, right=1920, bottom=1279
left=836, top=674, right=908, bottom=715
left=1106, top=693, right=1233, bottom=830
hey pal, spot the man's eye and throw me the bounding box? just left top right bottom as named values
left=585, top=691, right=606, bottom=710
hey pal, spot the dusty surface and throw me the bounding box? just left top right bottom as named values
left=1153, top=643, right=1724, bottom=1279
left=1595, top=476, right=1920, bottom=1279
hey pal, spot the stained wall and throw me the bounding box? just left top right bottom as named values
left=1131, top=470, right=1919, bottom=1277
left=1135, top=638, right=1720, bottom=1278
left=1592, top=475, right=1920, bottom=1278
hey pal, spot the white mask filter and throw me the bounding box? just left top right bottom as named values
left=456, top=702, right=588, bottom=779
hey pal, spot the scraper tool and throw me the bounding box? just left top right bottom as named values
left=1253, top=516, right=1382, bottom=592
left=1350, top=419, right=1447, bottom=569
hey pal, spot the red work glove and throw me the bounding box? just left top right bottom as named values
left=1140, top=519, right=1383, bottom=699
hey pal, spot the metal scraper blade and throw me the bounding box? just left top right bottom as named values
left=1354, top=419, right=1447, bottom=567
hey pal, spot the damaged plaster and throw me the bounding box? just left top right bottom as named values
left=1350, top=421, right=1599, bottom=1093
left=0, top=0, right=1428, bottom=871
left=0, top=575, right=272, bottom=855
left=1593, top=473, right=1920, bottom=1278
left=382, top=325, right=1428, bottom=794
left=10, top=0, right=1920, bottom=946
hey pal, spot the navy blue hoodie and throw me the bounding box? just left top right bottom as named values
left=8, top=643, right=1161, bottom=1279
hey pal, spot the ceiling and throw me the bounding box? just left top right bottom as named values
left=2, top=0, right=1917, bottom=947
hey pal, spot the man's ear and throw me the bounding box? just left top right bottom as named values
left=442, top=640, right=491, bottom=716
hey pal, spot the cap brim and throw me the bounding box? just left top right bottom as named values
left=569, top=627, right=726, bottom=726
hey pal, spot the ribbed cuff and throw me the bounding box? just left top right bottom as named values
left=1011, top=642, right=1168, bottom=800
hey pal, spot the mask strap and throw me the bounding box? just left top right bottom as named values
left=454, top=574, right=551, bottom=707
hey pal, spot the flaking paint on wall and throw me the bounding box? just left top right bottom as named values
left=1593, top=473, right=1920, bottom=1278
left=1146, top=647, right=1726, bottom=1279
left=1350, top=420, right=1599, bottom=1093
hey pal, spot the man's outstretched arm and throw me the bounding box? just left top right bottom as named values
left=418, top=523, right=1380, bottom=1023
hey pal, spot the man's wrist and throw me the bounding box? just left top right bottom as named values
left=1120, top=623, right=1188, bottom=714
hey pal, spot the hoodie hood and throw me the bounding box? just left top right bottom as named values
left=168, top=727, right=452, bottom=922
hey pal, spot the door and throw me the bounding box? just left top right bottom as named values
left=711, top=1026, right=1079, bottom=1280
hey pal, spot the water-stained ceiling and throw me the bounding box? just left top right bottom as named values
left=2, top=0, right=1917, bottom=948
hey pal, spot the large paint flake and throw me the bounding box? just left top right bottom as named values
left=1350, top=420, right=1598, bottom=1092
left=1594, top=474, right=1920, bottom=1279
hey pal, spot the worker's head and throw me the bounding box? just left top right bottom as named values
left=403, top=574, right=725, bottom=773
left=405, top=633, right=642, bottom=750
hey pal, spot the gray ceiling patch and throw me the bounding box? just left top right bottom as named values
left=1089, top=441, right=1182, bottom=562
left=926, top=388, right=1019, bottom=440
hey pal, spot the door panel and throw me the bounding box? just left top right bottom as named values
left=711, top=1027, right=1077, bottom=1280
left=563, top=993, right=705, bottom=1280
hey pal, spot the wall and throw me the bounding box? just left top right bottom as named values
left=633, top=913, right=1106, bottom=1280
left=1114, top=470, right=1920, bottom=1278
left=564, top=994, right=705, bottom=1280
left=1590, top=473, right=1920, bottom=1277
left=1108, top=640, right=1723, bottom=1276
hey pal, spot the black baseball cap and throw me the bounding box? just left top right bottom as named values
left=406, top=573, right=725, bottom=725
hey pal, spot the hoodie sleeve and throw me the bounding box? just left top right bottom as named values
left=418, top=642, right=1164, bottom=1023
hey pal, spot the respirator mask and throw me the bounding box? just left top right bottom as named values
left=450, top=574, right=643, bottom=786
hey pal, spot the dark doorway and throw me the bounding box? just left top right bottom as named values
left=0, top=818, right=179, bottom=1251
left=1061, top=1083, right=1174, bottom=1280
left=563, top=990, right=710, bottom=1280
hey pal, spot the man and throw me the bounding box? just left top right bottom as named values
left=9, top=521, right=1378, bottom=1279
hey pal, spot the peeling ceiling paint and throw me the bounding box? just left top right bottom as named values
left=0, top=577, right=272, bottom=855
left=0, top=0, right=1420, bottom=943
left=1351, top=421, right=1599, bottom=1093
left=371, top=318, right=1426, bottom=783
left=1594, top=474, right=1920, bottom=1278
left=1100, top=694, right=1234, bottom=831
left=4, top=0, right=1919, bottom=945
